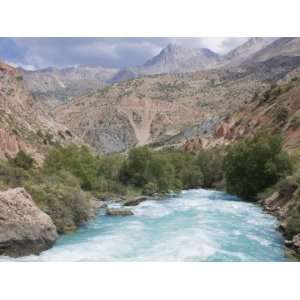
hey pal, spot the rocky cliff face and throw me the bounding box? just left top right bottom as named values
left=0, top=188, right=57, bottom=257
left=0, top=61, right=82, bottom=163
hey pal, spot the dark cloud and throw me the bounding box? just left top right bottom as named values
left=0, top=37, right=249, bottom=70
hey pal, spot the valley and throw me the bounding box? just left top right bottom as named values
left=1, top=37, right=300, bottom=260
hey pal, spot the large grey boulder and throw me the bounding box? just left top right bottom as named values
left=0, top=188, right=58, bottom=257
left=106, top=208, right=134, bottom=216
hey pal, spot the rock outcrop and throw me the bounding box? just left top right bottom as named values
left=123, top=196, right=148, bottom=206
left=292, top=234, right=300, bottom=253
left=106, top=208, right=134, bottom=216
left=0, top=188, right=58, bottom=257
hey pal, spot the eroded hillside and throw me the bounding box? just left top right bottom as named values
left=0, top=62, right=81, bottom=163
left=54, top=56, right=300, bottom=153
left=213, top=77, right=300, bottom=150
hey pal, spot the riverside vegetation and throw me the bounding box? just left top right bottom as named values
left=0, top=132, right=299, bottom=241
left=0, top=145, right=223, bottom=234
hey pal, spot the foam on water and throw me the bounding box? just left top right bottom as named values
left=1, top=189, right=287, bottom=262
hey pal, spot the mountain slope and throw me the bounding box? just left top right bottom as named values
left=213, top=77, right=300, bottom=150
left=0, top=62, right=81, bottom=162
left=246, top=37, right=300, bottom=63
left=223, top=37, right=275, bottom=67
left=54, top=55, right=300, bottom=154
left=22, top=65, right=119, bottom=105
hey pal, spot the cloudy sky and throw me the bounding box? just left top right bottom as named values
left=0, top=37, right=249, bottom=70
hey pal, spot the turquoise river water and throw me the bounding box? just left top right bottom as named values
left=3, top=189, right=287, bottom=261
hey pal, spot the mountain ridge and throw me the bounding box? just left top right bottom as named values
left=20, top=38, right=276, bottom=103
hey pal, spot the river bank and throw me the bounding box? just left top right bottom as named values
left=258, top=191, right=300, bottom=260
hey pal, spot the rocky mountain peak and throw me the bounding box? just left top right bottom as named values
left=142, top=43, right=220, bottom=73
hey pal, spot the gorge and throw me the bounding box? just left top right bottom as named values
left=1, top=37, right=300, bottom=261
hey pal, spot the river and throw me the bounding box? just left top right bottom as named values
left=3, top=189, right=287, bottom=261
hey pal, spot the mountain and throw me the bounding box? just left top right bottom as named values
left=20, top=44, right=222, bottom=104
left=111, top=39, right=278, bottom=84
left=0, top=61, right=81, bottom=162
left=246, top=37, right=300, bottom=63
left=223, top=37, right=276, bottom=67
left=110, top=44, right=222, bottom=83
left=21, top=65, right=119, bottom=105
left=20, top=37, right=299, bottom=109
left=54, top=55, right=300, bottom=154
left=140, top=43, right=221, bottom=73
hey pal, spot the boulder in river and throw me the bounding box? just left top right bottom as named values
left=0, top=188, right=58, bottom=257
left=91, top=199, right=107, bottom=210
left=124, top=196, right=148, bottom=206
left=106, top=208, right=134, bottom=216
left=292, top=234, right=300, bottom=252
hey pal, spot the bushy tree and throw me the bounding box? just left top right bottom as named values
left=119, top=146, right=153, bottom=187
left=97, top=154, right=124, bottom=181
left=223, top=133, right=292, bottom=199
left=44, top=145, right=98, bottom=190
left=119, top=147, right=181, bottom=193
left=142, top=182, right=159, bottom=195
left=195, top=148, right=224, bottom=188
left=161, top=150, right=202, bottom=188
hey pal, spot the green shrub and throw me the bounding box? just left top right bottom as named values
left=274, top=106, right=289, bottom=123
left=224, top=133, right=292, bottom=199
left=143, top=182, right=159, bottom=196
left=261, top=84, right=283, bottom=102
left=0, top=160, right=30, bottom=188
left=13, top=151, right=34, bottom=170
left=44, top=145, right=98, bottom=190
left=26, top=174, right=91, bottom=233
left=290, top=115, right=300, bottom=129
